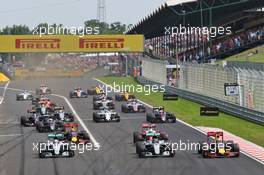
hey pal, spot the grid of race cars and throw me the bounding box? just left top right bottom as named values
left=17, top=84, right=240, bottom=158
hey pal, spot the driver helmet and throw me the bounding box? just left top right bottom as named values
left=71, top=126, right=77, bottom=132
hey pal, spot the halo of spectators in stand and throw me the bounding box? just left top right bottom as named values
left=145, top=24, right=264, bottom=63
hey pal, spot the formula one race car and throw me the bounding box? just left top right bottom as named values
left=69, top=87, right=88, bottom=98
left=32, top=96, right=56, bottom=108
left=93, top=108, right=120, bottom=122
left=133, top=123, right=168, bottom=143
left=197, top=131, right=240, bottom=158
left=87, top=86, right=104, bottom=95
left=36, top=116, right=65, bottom=133
left=52, top=107, right=74, bottom=122
left=136, top=132, right=175, bottom=158
left=32, top=105, right=54, bottom=115
left=93, top=98, right=115, bottom=110
left=121, top=99, right=146, bottom=113
left=63, top=123, right=90, bottom=144
left=39, top=134, right=74, bottom=158
left=36, top=84, right=52, bottom=95
left=16, top=90, right=33, bottom=101
left=93, top=93, right=113, bottom=102
left=146, top=107, right=176, bottom=123
left=20, top=109, right=43, bottom=127
left=115, top=91, right=135, bottom=101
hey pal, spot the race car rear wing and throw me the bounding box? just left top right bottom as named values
left=142, top=123, right=156, bottom=129
left=153, top=106, right=165, bottom=112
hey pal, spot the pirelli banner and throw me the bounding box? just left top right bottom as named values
left=0, top=35, right=144, bottom=53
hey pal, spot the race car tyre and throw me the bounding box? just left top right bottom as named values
left=133, top=131, right=140, bottom=143
left=160, top=133, right=169, bottom=141
left=20, top=116, right=26, bottom=126
left=121, top=104, right=127, bottom=113
left=202, top=150, right=209, bottom=158
left=69, top=150, right=75, bottom=157
left=69, top=92, right=74, bottom=98
left=170, top=151, right=175, bottom=157
left=138, top=144, right=146, bottom=158
left=232, top=143, right=240, bottom=157
left=93, top=113, right=99, bottom=123
left=116, top=116, right=120, bottom=122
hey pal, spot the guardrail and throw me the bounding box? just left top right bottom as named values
left=137, top=76, right=264, bottom=125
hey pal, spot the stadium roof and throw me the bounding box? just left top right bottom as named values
left=126, top=0, right=264, bottom=39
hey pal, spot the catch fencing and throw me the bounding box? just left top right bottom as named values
left=141, top=57, right=264, bottom=113
left=141, top=57, right=167, bottom=85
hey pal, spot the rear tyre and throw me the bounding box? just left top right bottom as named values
left=133, top=132, right=140, bottom=143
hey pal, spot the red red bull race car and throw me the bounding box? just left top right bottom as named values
left=197, top=131, right=240, bottom=158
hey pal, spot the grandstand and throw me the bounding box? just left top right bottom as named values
left=127, top=0, right=264, bottom=63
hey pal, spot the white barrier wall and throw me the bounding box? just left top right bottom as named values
left=142, top=58, right=167, bottom=85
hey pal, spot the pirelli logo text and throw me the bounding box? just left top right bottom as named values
left=15, top=39, right=61, bottom=49
left=79, top=38, right=124, bottom=49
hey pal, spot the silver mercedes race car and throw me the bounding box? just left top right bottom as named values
left=36, top=116, right=65, bottom=133
left=136, top=132, right=175, bottom=158
left=93, top=108, right=120, bottom=122
left=121, top=99, right=146, bottom=113
left=16, top=91, right=33, bottom=101
left=39, top=134, right=74, bottom=158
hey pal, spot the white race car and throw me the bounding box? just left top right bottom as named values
left=16, top=91, right=33, bottom=101
left=36, top=84, right=52, bottom=95
left=93, top=108, right=120, bottom=122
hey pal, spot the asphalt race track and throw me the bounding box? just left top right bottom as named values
left=0, top=77, right=263, bottom=175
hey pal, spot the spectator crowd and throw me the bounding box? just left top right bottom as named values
left=145, top=24, right=264, bottom=63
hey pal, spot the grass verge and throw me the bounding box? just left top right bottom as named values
left=98, top=76, right=264, bottom=147
left=217, top=44, right=264, bottom=64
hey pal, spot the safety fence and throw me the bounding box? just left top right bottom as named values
left=141, top=57, right=167, bottom=85
left=136, top=76, right=264, bottom=125
left=140, top=57, right=264, bottom=113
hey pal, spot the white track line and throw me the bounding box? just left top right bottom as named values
left=93, top=77, right=264, bottom=166
left=0, top=81, right=10, bottom=104
left=0, top=86, right=100, bottom=147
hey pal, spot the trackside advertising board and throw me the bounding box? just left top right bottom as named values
left=0, top=35, right=144, bottom=53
